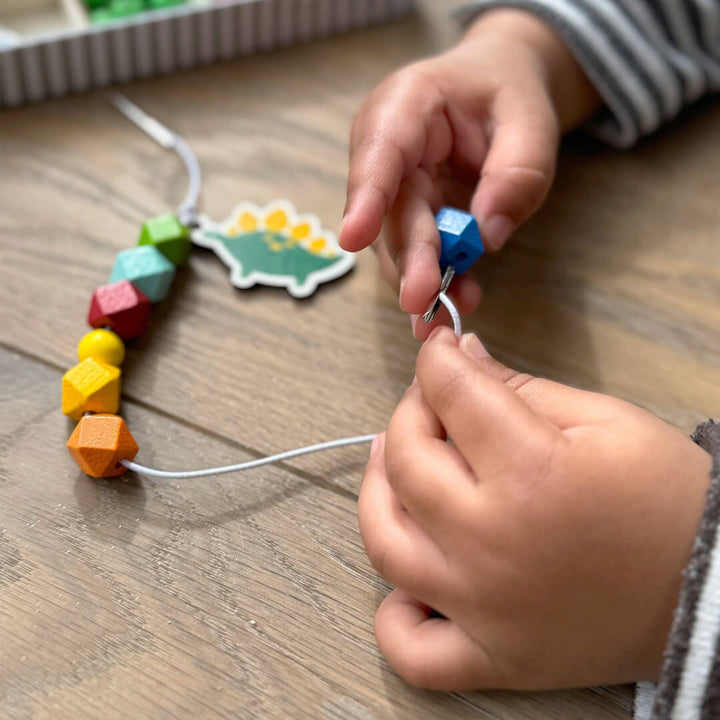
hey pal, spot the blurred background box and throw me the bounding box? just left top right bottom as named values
left=0, top=0, right=413, bottom=107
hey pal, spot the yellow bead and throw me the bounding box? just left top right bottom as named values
left=62, top=358, right=121, bottom=421
left=78, top=329, right=125, bottom=366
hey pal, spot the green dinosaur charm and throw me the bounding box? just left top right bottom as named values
left=192, top=200, right=355, bottom=298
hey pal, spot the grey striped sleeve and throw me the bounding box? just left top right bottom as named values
left=619, top=421, right=720, bottom=720
left=649, top=420, right=720, bottom=720
left=454, top=1, right=720, bottom=147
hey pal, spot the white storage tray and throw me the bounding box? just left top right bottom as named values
left=0, top=0, right=414, bottom=107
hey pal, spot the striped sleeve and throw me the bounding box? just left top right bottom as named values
left=454, top=1, right=720, bottom=147
left=648, top=420, right=720, bottom=720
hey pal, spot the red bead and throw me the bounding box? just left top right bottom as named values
left=88, top=280, right=151, bottom=339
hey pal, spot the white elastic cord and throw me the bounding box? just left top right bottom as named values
left=438, top=291, right=462, bottom=337
left=174, top=134, right=202, bottom=227
left=118, top=296, right=461, bottom=479
left=112, top=94, right=202, bottom=226
left=120, top=433, right=378, bottom=479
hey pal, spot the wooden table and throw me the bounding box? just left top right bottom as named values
left=2, top=2, right=719, bottom=718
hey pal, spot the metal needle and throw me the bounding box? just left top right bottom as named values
left=423, top=265, right=456, bottom=324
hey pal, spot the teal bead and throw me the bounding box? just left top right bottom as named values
left=110, top=245, right=176, bottom=303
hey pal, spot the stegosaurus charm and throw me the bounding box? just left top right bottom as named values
left=192, top=200, right=355, bottom=298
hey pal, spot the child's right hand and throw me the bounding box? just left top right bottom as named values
left=340, top=10, right=601, bottom=338
left=358, top=328, right=712, bottom=689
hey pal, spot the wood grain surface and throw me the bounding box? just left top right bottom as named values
left=1, top=1, right=719, bottom=718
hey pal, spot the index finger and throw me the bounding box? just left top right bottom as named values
left=340, top=66, right=451, bottom=253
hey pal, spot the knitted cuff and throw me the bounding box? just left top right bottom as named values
left=452, top=0, right=652, bottom=147
left=650, top=420, right=720, bottom=720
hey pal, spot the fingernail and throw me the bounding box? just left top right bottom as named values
left=370, top=433, right=384, bottom=457
left=426, top=325, right=449, bottom=342
left=410, top=313, right=420, bottom=335
left=460, top=333, right=490, bottom=361
left=399, top=276, right=407, bottom=310
left=481, top=214, right=514, bottom=251
left=338, top=216, right=349, bottom=249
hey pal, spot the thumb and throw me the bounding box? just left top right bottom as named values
left=417, top=329, right=601, bottom=469
left=456, top=333, right=610, bottom=429
left=470, top=88, right=558, bottom=251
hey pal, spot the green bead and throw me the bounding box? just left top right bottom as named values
left=110, top=245, right=176, bottom=303
left=138, top=214, right=191, bottom=265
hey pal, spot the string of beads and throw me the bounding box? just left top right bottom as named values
left=64, top=214, right=191, bottom=478
left=61, top=221, right=461, bottom=480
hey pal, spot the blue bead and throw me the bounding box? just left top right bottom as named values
left=110, top=245, right=176, bottom=303
left=435, top=207, right=484, bottom=275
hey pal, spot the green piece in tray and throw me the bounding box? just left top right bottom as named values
left=90, top=10, right=114, bottom=22
left=109, top=0, right=146, bottom=15
left=146, top=0, right=187, bottom=8
left=83, top=0, right=109, bottom=9
left=91, top=0, right=145, bottom=22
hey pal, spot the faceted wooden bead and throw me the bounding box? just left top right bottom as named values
left=62, top=358, right=121, bottom=421
left=67, top=414, right=139, bottom=478
left=88, top=280, right=151, bottom=339
left=110, top=245, right=176, bottom=303
left=138, top=214, right=191, bottom=265
left=435, top=207, right=484, bottom=275
left=78, top=328, right=125, bottom=366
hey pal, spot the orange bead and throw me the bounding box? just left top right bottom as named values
left=66, top=414, right=139, bottom=478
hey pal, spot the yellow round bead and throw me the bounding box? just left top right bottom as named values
left=77, top=329, right=125, bottom=366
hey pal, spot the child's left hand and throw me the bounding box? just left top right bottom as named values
left=358, top=328, right=712, bottom=690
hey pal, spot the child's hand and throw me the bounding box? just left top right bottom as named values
left=340, top=10, right=600, bottom=339
left=358, top=328, right=711, bottom=689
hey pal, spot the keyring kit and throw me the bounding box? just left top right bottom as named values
left=62, top=97, right=479, bottom=480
